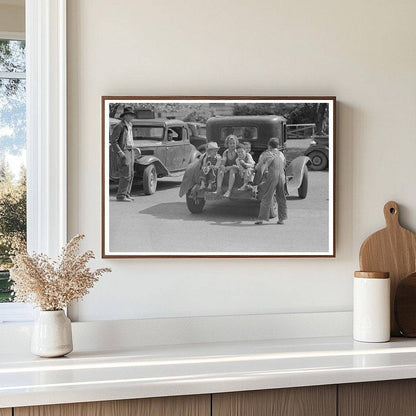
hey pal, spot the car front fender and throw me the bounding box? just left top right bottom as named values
left=136, top=155, right=169, bottom=176
left=304, top=145, right=329, bottom=157
left=189, top=148, right=202, bottom=163
left=286, top=155, right=310, bottom=194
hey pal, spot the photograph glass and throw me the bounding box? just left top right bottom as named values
left=102, top=97, right=335, bottom=257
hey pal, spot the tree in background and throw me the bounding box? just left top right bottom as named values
left=233, top=103, right=329, bottom=134
left=0, top=40, right=26, bottom=155
left=0, top=158, right=13, bottom=185
left=0, top=39, right=27, bottom=302
left=0, top=39, right=25, bottom=73
left=0, top=160, right=26, bottom=268
left=286, top=103, right=328, bottom=134
left=107, top=102, right=329, bottom=133
left=0, top=160, right=26, bottom=302
left=109, top=103, right=209, bottom=121
left=182, top=110, right=210, bottom=123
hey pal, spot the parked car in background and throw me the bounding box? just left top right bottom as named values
left=182, top=115, right=311, bottom=215
left=109, top=118, right=200, bottom=194
left=186, top=122, right=207, bottom=151
left=304, top=135, right=329, bottom=171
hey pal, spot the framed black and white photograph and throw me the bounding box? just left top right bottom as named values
left=102, top=96, right=336, bottom=258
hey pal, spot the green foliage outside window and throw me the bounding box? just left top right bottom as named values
left=0, top=161, right=26, bottom=302
left=0, top=39, right=26, bottom=302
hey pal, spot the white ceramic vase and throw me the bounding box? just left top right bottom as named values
left=31, top=310, right=73, bottom=358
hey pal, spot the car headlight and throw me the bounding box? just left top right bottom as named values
left=310, top=140, right=317, bottom=145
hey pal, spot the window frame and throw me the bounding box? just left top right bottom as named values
left=26, top=0, right=67, bottom=258
left=0, top=31, right=24, bottom=41
left=0, top=0, right=67, bottom=323
left=0, top=31, right=26, bottom=315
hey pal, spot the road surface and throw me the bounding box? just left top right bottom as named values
left=108, top=169, right=331, bottom=255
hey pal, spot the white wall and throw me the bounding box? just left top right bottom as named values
left=67, top=0, right=416, bottom=322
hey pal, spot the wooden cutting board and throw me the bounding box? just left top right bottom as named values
left=395, top=273, right=416, bottom=337
left=359, top=201, right=416, bottom=336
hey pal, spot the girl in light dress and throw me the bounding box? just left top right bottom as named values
left=215, top=134, right=240, bottom=198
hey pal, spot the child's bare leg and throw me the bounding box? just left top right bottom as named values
left=238, top=170, right=249, bottom=190
left=244, top=170, right=252, bottom=187
left=224, top=168, right=236, bottom=197
left=238, top=180, right=249, bottom=191
left=207, top=171, right=215, bottom=191
left=215, top=169, right=224, bottom=194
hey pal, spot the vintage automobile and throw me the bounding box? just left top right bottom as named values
left=109, top=118, right=200, bottom=195
left=186, top=122, right=207, bottom=151
left=304, top=135, right=329, bottom=171
left=180, top=115, right=310, bottom=215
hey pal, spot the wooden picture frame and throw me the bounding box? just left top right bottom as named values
left=102, top=96, right=336, bottom=258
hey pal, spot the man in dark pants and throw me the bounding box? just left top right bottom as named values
left=255, top=137, right=287, bottom=225
left=110, top=106, right=139, bottom=201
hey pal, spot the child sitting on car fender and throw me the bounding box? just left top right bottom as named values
left=199, top=142, right=222, bottom=191
left=236, top=144, right=255, bottom=191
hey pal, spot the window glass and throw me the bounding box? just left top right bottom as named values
left=220, top=126, right=258, bottom=142
left=198, top=126, right=206, bottom=136
left=168, top=127, right=183, bottom=142
left=0, top=40, right=26, bottom=73
left=0, top=39, right=26, bottom=304
left=133, top=126, right=164, bottom=140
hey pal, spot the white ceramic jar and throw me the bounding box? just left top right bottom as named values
left=353, top=271, right=390, bottom=343
left=31, top=310, right=73, bottom=357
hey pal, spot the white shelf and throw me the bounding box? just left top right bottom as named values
left=2, top=335, right=416, bottom=408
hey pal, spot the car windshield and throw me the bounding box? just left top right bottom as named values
left=220, top=126, right=258, bottom=142
left=196, top=125, right=206, bottom=136
left=133, top=126, right=165, bottom=140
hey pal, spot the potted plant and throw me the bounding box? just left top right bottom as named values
left=10, top=234, right=111, bottom=357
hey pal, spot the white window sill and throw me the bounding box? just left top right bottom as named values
left=0, top=303, right=35, bottom=324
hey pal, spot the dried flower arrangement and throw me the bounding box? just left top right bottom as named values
left=10, top=234, right=111, bottom=311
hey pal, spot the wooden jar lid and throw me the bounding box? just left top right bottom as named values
left=354, top=271, right=390, bottom=279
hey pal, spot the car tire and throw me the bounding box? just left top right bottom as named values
left=143, top=164, right=157, bottom=195
left=308, top=151, right=328, bottom=171
left=298, top=169, right=308, bottom=199
left=270, top=193, right=278, bottom=218
left=186, top=191, right=206, bottom=214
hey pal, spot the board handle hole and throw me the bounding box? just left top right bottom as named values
left=390, top=207, right=396, bottom=214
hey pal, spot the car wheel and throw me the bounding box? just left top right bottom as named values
left=298, top=169, right=308, bottom=199
left=308, top=151, right=328, bottom=171
left=143, top=164, right=157, bottom=195
left=186, top=191, right=206, bottom=213
left=270, top=193, right=278, bottom=218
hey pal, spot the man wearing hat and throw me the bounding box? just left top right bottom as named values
left=110, top=106, right=138, bottom=201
